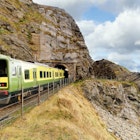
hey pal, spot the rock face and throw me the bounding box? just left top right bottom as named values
left=36, top=5, right=93, bottom=79
left=82, top=79, right=140, bottom=120
left=0, top=0, right=93, bottom=80
left=92, top=59, right=130, bottom=80
left=92, top=59, right=140, bottom=89
left=82, top=79, right=140, bottom=140
left=0, top=0, right=41, bottom=60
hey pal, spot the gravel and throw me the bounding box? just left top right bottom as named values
left=92, top=103, right=140, bottom=140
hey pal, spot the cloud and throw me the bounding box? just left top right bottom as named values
left=135, top=40, right=140, bottom=46
left=77, top=8, right=140, bottom=71
left=76, top=20, right=96, bottom=36
left=108, top=52, right=140, bottom=72
left=33, top=0, right=140, bottom=19
left=33, top=0, right=93, bottom=19
left=94, top=0, right=140, bottom=14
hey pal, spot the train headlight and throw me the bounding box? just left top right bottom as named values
left=0, top=83, right=7, bottom=87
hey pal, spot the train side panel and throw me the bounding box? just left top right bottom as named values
left=36, top=66, right=64, bottom=86
left=21, top=62, right=38, bottom=90
left=0, top=54, right=65, bottom=104
left=37, top=66, right=52, bottom=85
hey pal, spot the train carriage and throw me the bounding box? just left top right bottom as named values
left=0, top=54, right=64, bottom=104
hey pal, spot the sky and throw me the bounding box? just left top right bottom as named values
left=33, top=0, right=140, bottom=72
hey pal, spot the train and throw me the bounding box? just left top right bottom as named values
left=0, top=54, right=65, bottom=104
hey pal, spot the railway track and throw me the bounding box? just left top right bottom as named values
left=0, top=100, right=20, bottom=119
left=0, top=85, right=57, bottom=128
left=0, top=78, right=72, bottom=128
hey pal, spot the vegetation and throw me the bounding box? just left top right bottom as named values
left=0, top=84, right=117, bottom=140
left=0, top=0, right=47, bottom=56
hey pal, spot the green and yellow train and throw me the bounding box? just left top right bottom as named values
left=0, top=54, right=64, bottom=104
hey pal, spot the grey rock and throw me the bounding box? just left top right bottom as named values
left=82, top=79, right=140, bottom=140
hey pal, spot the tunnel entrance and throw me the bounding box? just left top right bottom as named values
left=55, top=64, right=69, bottom=78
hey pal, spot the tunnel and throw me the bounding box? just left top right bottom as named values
left=55, top=64, right=69, bottom=78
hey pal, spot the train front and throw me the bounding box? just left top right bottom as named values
left=0, top=55, right=10, bottom=104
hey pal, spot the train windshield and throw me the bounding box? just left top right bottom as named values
left=0, top=59, right=8, bottom=77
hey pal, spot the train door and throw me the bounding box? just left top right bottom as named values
left=33, top=68, right=37, bottom=86
left=17, top=66, right=22, bottom=91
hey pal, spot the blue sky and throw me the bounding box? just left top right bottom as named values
left=82, top=6, right=115, bottom=22
left=33, top=0, right=140, bottom=72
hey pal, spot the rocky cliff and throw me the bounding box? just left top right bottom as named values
left=92, top=59, right=140, bottom=89
left=0, top=0, right=93, bottom=80
left=82, top=79, right=140, bottom=140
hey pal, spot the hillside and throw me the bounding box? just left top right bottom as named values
left=82, top=79, right=140, bottom=140
left=0, top=84, right=117, bottom=140
left=92, top=59, right=140, bottom=89
left=92, top=59, right=130, bottom=80
left=0, top=0, right=93, bottom=80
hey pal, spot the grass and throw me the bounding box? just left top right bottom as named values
left=0, top=84, right=118, bottom=140
left=0, top=0, right=46, bottom=53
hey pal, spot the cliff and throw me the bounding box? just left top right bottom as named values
left=0, top=0, right=93, bottom=80
left=92, top=59, right=140, bottom=89
left=82, top=79, right=140, bottom=140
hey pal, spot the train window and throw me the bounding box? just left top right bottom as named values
left=18, top=67, right=21, bottom=76
left=44, top=71, right=46, bottom=78
left=12, top=67, right=17, bottom=76
left=0, top=60, right=8, bottom=77
left=50, top=72, right=52, bottom=77
left=47, top=72, right=49, bottom=78
left=40, top=71, right=43, bottom=78
left=25, top=70, right=30, bottom=79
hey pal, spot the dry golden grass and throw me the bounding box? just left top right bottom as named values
left=0, top=84, right=118, bottom=140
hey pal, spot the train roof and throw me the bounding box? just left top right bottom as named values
left=0, top=54, right=52, bottom=68
left=34, top=62, right=49, bottom=67
left=0, top=54, right=11, bottom=60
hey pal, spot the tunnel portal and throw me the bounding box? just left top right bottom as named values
left=55, top=64, right=69, bottom=78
